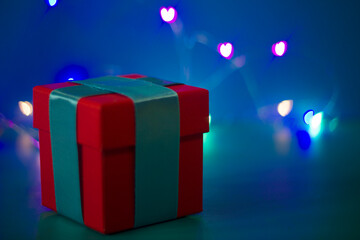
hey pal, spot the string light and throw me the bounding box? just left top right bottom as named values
left=160, top=7, right=177, bottom=23
left=277, top=100, right=293, bottom=117
left=218, top=42, right=234, bottom=59
left=18, top=101, right=33, bottom=116
left=272, top=41, right=287, bottom=57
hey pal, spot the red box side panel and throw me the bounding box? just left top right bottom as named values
left=38, top=130, right=57, bottom=212
left=80, top=145, right=105, bottom=233
left=102, top=147, right=135, bottom=233
left=177, top=134, right=203, bottom=217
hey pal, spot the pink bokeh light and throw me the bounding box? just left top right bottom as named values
left=272, top=41, right=287, bottom=57
left=217, top=42, right=234, bottom=59
left=160, top=7, right=177, bottom=23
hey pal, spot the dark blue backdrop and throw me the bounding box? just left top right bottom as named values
left=2, top=1, right=360, bottom=239
left=1, top=0, right=359, bottom=122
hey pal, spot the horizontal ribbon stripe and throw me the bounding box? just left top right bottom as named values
left=138, top=77, right=182, bottom=86
left=74, top=77, right=180, bottom=227
left=49, top=85, right=111, bottom=223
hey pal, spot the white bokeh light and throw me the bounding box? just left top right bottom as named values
left=18, top=101, right=33, bottom=116
left=277, top=100, right=293, bottom=117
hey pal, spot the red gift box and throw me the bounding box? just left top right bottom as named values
left=33, top=74, right=209, bottom=234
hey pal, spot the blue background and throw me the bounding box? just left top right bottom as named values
left=1, top=0, right=360, bottom=121
left=1, top=0, right=360, bottom=239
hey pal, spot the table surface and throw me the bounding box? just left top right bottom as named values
left=1, top=120, right=360, bottom=239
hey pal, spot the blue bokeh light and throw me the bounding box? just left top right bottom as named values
left=54, top=65, right=89, bottom=83
left=309, top=112, right=323, bottom=138
left=47, top=0, right=58, bottom=7
left=303, top=110, right=314, bottom=125
left=296, top=130, right=311, bottom=150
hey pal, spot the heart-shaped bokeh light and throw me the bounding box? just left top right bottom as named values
left=218, top=43, right=234, bottom=59
left=272, top=41, right=287, bottom=57
left=160, top=7, right=177, bottom=23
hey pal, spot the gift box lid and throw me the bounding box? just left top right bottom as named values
left=33, top=74, right=209, bottom=150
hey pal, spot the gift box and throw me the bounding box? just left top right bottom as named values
left=33, top=74, right=209, bottom=234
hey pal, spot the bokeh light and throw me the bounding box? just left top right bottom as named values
left=232, top=55, right=246, bottom=68
left=277, top=100, right=293, bottom=117
left=160, top=7, right=177, bottom=23
left=0, top=124, right=4, bottom=138
left=31, top=137, right=40, bottom=149
left=54, top=64, right=89, bottom=83
left=209, top=114, right=212, bottom=126
left=16, top=133, right=34, bottom=160
left=309, top=112, right=323, bottom=137
left=274, top=127, right=291, bottom=155
left=329, top=118, right=339, bottom=132
left=218, top=42, right=234, bottom=59
left=18, top=101, right=33, bottom=116
left=303, top=110, right=314, bottom=125
left=47, top=0, right=57, bottom=7
left=296, top=130, right=311, bottom=150
left=272, top=41, right=287, bottom=57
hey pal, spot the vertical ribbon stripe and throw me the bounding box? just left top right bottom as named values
left=49, top=85, right=111, bottom=223
left=74, top=77, right=180, bottom=227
